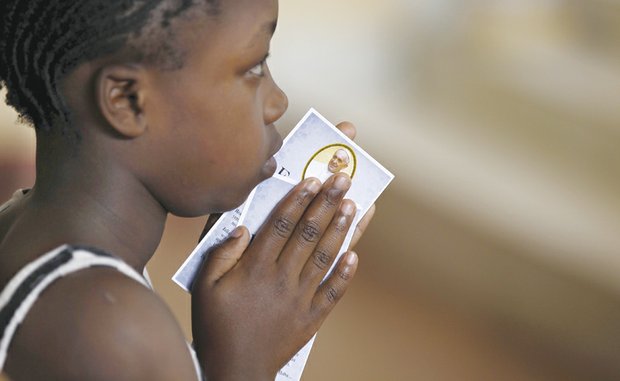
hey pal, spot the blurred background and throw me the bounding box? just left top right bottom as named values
left=2, top=0, right=620, bottom=380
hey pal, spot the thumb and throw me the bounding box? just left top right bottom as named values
left=200, top=226, right=250, bottom=285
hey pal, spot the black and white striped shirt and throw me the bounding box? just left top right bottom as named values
left=0, top=242, right=202, bottom=379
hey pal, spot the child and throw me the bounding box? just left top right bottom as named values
left=0, top=0, right=374, bottom=380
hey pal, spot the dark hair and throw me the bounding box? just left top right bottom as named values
left=0, top=0, right=219, bottom=134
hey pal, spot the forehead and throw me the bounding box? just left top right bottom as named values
left=182, top=0, right=278, bottom=48
left=162, top=0, right=277, bottom=79
left=218, top=0, right=279, bottom=30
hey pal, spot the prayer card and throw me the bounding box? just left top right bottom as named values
left=173, top=109, right=394, bottom=380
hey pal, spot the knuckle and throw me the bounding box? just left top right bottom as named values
left=337, top=268, right=352, bottom=282
left=294, top=189, right=313, bottom=207
left=323, top=189, right=342, bottom=207
left=299, top=220, right=321, bottom=243
left=355, top=224, right=365, bottom=237
left=326, top=286, right=339, bottom=304
left=206, top=241, right=225, bottom=256
left=273, top=277, right=288, bottom=297
left=334, top=216, right=349, bottom=233
left=312, top=249, right=332, bottom=270
left=273, top=216, right=295, bottom=238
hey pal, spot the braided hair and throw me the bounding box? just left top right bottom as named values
left=0, top=0, right=219, bottom=135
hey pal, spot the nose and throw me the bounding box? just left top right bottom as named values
left=264, top=80, right=289, bottom=125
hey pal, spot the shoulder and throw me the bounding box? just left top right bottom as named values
left=5, top=265, right=199, bottom=381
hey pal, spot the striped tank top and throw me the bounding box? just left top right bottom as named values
left=0, top=194, right=202, bottom=379
left=0, top=245, right=203, bottom=380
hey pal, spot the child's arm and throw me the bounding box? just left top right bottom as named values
left=191, top=172, right=358, bottom=381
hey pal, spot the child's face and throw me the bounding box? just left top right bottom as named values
left=142, top=0, right=287, bottom=216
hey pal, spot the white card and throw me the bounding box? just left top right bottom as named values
left=172, top=109, right=394, bottom=380
left=271, top=109, right=393, bottom=380
left=237, top=174, right=297, bottom=231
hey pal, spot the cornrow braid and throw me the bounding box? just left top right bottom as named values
left=0, top=0, right=220, bottom=135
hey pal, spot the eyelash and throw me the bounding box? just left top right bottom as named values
left=248, top=53, right=270, bottom=77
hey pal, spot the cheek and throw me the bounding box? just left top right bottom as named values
left=198, top=123, right=267, bottom=189
left=220, top=111, right=268, bottom=163
left=146, top=80, right=269, bottom=213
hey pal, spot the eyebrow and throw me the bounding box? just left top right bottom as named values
left=246, top=19, right=278, bottom=49
left=265, top=20, right=277, bottom=36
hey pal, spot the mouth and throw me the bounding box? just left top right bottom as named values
left=261, top=131, right=283, bottom=177
left=269, top=135, right=283, bottom=158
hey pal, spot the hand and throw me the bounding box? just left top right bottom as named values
left=197, top=122, right=376, bottom=248
left=192, top=173, right=358, bottom=380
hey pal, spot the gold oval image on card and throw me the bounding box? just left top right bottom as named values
left=302, top=144, right=357, bottom=181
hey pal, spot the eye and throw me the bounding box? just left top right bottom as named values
left=248, top=62, right=265, bottom=77
left=247, top=53, right=270, bottom=77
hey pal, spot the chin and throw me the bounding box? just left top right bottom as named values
left=163, top=194, right=240, bottom=218
left=169, top=174, right=265, bottom=217
left=210, top=182, right=258, bottom=214
left=211, top=198, right=246, bottom=214
left=168, top=200, right=241, bottom=218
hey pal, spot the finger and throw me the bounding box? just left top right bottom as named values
left=349, top=204, right=375, bottom=249
left=336, top=121, right=356, bottom=140
left=249, top=178, right=322, bottom=264
left=299, top=199, right=356, bottom=287
left=197, top=226, right=250, bottom=286
left=199, top=213, right=222, bottom=242
left=277, top=173, right=351, bottom=272
left=311, top=251, right=358, bottom=318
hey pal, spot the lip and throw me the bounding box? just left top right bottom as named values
left=268, top=134, right=283, bottom=158
left=260, top=129, right=283, bottom=178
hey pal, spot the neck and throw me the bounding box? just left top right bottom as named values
left=21, top=135, right=168, bottom=270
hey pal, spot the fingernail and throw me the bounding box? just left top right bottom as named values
left=326, top=188, right=344, bottom=204
left=229, top=226, right=244, bottom=239
left=336, top=214, right=349, bottom=229
left=326, top=175, right=351, bottom=204
left=346, top=252, right=357, bottom=266
left=340, top=201, right=356, bottom=216
left=305, top=178, right=321, bottom=194
left=332, top=174, right=351, bottom=191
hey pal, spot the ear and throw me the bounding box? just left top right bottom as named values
left=96, top=65, right=149, bottom=138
